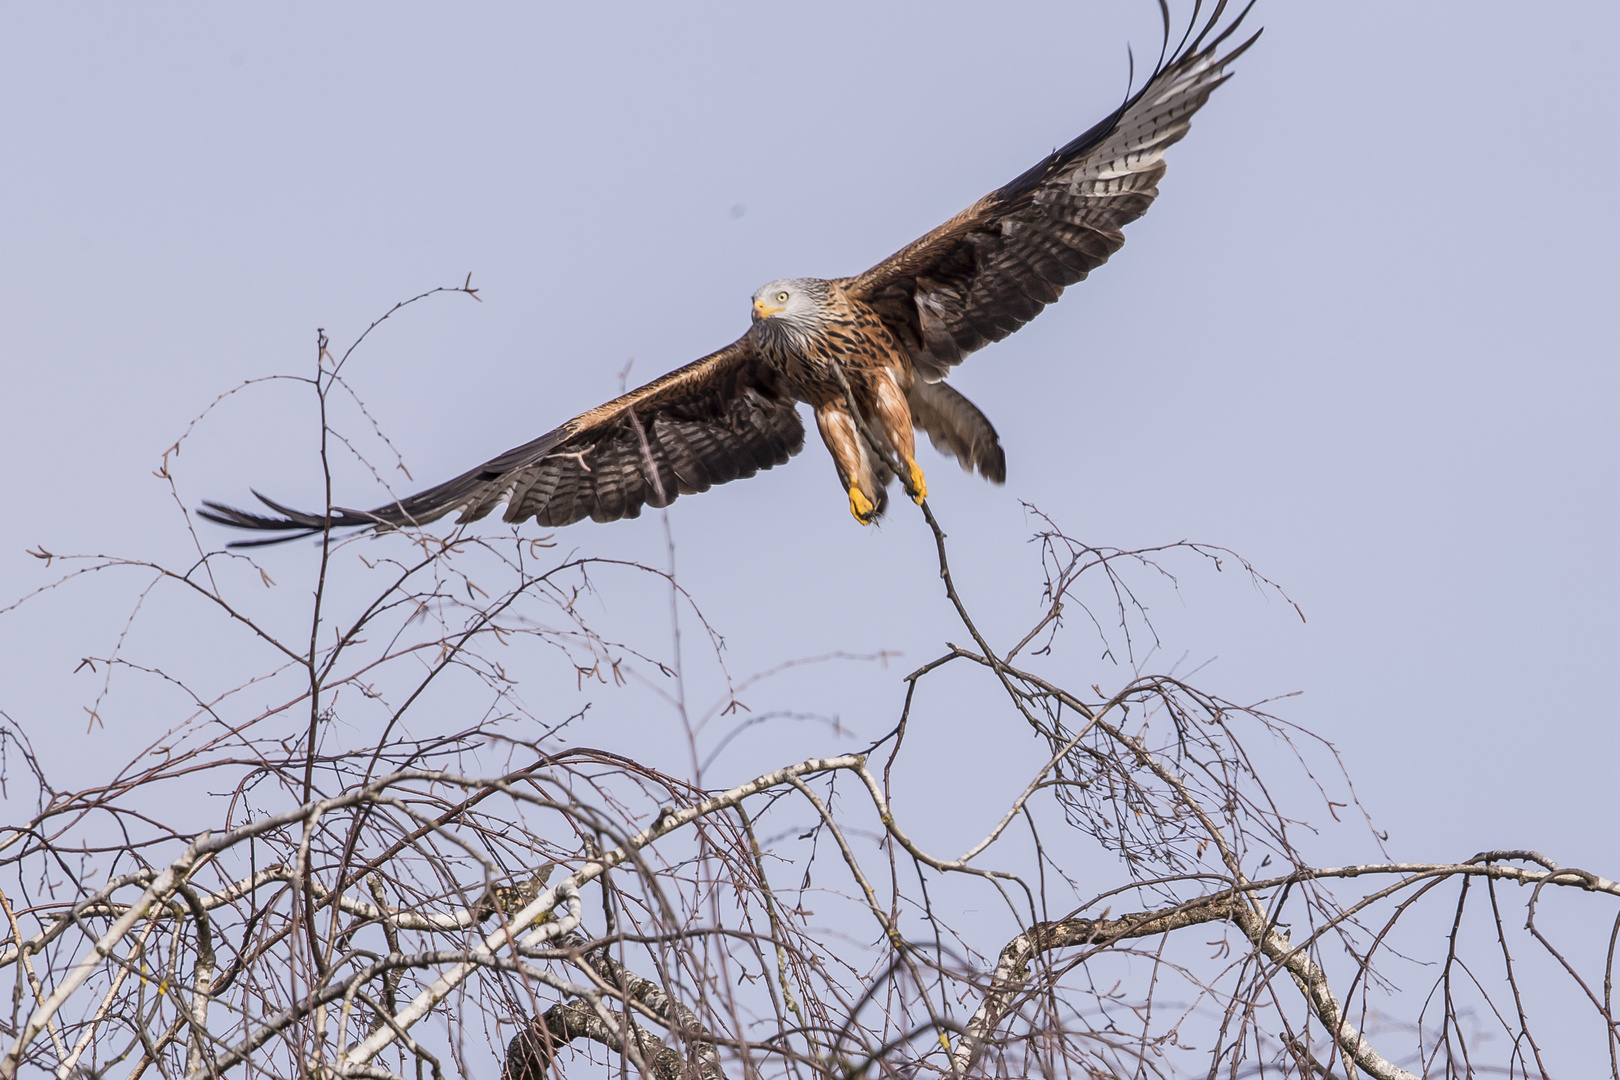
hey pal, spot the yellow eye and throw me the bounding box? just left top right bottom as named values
left=775, top=291, right=789, bottom=304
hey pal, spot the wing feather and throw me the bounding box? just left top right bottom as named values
left=846, top=5, right=1258, bottom=380
left=655, top=421, right=712, bottom=494
left=200, top=336, right=805, bottom=544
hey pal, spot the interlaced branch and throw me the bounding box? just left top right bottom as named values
left=1, top=285, right=1613, bottom=1080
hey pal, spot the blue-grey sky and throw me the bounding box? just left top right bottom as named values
left=2, top=1, right=1616, bottom=1069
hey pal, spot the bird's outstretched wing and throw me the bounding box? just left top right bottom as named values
left=845, top=5, right=1258, bottom=381
left=200, top=337, right=804, bottom=546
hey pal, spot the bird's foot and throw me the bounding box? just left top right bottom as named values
left=906, top=460, right=928, bottom=504
left=848, top=486, right=877, bottom=524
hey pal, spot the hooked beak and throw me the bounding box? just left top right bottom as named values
left=753, top=297, right=784, bottom=321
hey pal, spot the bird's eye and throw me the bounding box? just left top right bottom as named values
left=776, top=291, right=789, bottom=304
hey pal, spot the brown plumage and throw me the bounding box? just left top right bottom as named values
left=202, top=8, right=1256, bottom=545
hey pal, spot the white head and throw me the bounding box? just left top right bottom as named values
left=750, top=278, right=829, bottom=338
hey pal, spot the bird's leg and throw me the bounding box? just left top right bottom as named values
left=815, top=403, right=881, bottom=525
left=871, top=369, right=927, bottom=504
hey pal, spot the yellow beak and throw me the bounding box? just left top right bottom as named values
left=754, top=298, right=784, bottom=319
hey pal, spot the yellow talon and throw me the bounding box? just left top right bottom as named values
left=906, top=460, right=928, bottom=503
left=848, top=486, right=876, bottom=524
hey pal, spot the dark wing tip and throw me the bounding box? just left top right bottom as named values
left=197, top=492, right=363, bottom=548
left=998, top=3, right=1260, bottom=206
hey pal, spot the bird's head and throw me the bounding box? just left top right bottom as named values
left=751, top=279, right=827, bottom=328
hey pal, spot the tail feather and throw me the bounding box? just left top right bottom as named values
left=907, top=381, right=1006, bottom=484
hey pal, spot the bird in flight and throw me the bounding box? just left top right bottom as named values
left=203, top=10, right=1256, bottom=546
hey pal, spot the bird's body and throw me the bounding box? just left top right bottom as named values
left=202, top=9, right=1256, bottom=545
left=754, top=280, right=907, bottom=412
left=750, top=277, right=926, bottom=522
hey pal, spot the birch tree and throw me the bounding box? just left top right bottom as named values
left=3, top=287, right=1616, bottom=1080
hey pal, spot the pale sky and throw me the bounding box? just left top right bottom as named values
left=2, top=2, right=1616, bottom=1071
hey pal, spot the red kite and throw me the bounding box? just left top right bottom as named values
left=204, top=10, right=1256, bottom=545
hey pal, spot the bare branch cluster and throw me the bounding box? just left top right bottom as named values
left=3, top=286, right=1616, bottom=1080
